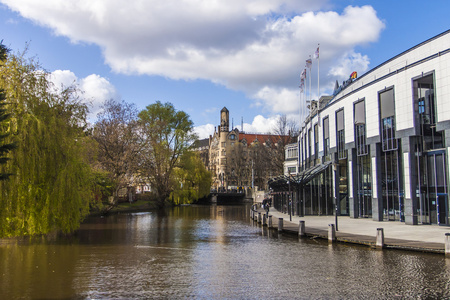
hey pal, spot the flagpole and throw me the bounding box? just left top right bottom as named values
left=309, top=55, right=312, bottom=105
left=317, top=44, right=320, bottom=101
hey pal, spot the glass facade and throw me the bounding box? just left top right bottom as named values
left=413, top=73, right=448, bottom=225
left=379, top=88, right=403, bottom=221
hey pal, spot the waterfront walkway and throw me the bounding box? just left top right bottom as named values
left=254, top=206, right=450, bottom=254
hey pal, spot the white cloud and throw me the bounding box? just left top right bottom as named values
left=243, top=115, right=279, bottom=134
left=193, top=123, right=215, bottom=139
left=48, top=70, right=119, bottom=119
left=4, top=1, right=385, bottom=116
left=328, top=51, right=370, bottom=79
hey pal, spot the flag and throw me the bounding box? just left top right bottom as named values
left=300, top=69, right=306, bottom=80
left=306, top=58, right=312, bottom=69
left=350, top=71, right=357, bottom=79
left=314, top=47, right=319, bottom=59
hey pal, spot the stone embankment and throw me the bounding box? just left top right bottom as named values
left=250, top=205, right=450, bottom=255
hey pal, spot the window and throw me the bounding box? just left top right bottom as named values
left=354, top=100, right=368, bottom=156
left=286, top=145, right=298, bottom=159
left=414, top=74, right=443, bottom=150
left=336, top=109, right=346, bottom=159
left=308, top=128, right=312, bottom=166
left=288, top=166, right=296, bottom=174
left=221, top=142, right=226, bottom=147
left=379, top=89, right=397, bottom=151
left=229, top=134, right=236, bottom=140
left=314, top=124, right=319, bottom=162
left=323, top=117, right=330, bottom=158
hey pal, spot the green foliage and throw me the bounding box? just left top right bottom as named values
left=0, top=88, right=16, bottom=180
left=0, top=48, right=92, bottom=237
left=171, top=151, right=212, bottom=205
left=138, top=101, right=197, bottom=205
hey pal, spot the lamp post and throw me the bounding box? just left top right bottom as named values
left=288, top=174, right=293, bottom=221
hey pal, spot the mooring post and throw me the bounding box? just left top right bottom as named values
left=328, top=224, right=335, bottom=242
left=268, top=215, right=273, bottom=228
left=445, top=233, right=450, bottom=256
left=376, top=228, right=384, bottom=249
left=298, top=220, right=305, bottom=237
left=262, top=214, right=267, bottom=226
left=278, top=218, right=283, bottom=232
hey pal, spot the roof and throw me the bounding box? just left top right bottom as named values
left=239, top=133, right=290, bottom=145
left=268, top=161, right=332, bottom=191
left=191, top=138, right=209, bottom=149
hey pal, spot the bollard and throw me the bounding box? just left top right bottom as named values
left=258, top=212, right=262, bottom=224
left=263, top=214, right=267, bottom=226
left=250, top=209, right=253, bottom=220
left=268, top=215, right=273, bottom=228
left=328, top=224, right=335, bottom=242
left=445, top=233, right=450, bottom=256
left=254, top=212, right=258, bottom=221
left=298, top=220, right=306, bottom=237
left=376, top=228, right=384, bottom=249
left=278, top=218, right=284, bottom=232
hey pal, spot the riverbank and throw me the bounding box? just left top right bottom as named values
left=252, top=206, right=450, bottom=255
left=89, top=199, right=162, bottom=217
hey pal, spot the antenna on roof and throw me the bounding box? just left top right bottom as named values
left=232, top=118, right=234, bottom=130
left=241, top=117, right=243, bottom=132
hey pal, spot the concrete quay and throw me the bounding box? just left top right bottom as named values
left=251, top=206, right=450, bottom=255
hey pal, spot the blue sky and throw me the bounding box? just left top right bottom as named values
left=0, top=0, right=449, bottom=138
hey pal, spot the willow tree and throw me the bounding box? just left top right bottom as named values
left=171, top=151, right=212, bottom=205
left=138, top=101, right=197, bottom=206
left=0, top=43, right=16, bottom=180
left=0, top=48, right=92, bottom=237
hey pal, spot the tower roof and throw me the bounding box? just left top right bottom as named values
left=221, top=107, right=229, bottom=112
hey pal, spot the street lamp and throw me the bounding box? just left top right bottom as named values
left=288, top=174, right=293, bottom=221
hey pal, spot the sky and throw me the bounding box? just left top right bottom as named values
left=0, top=0, right=449, bottom=139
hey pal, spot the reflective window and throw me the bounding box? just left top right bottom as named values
left=336, top=109, right=346, bottom=160
left=379, top=89, right=397, bottom=151
left=354, top=100, right=368, bottom=156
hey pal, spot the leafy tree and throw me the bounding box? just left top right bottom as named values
left=0, top=47, right=93, bottom=237
left=0, top=43, right=16, bottom=180
left=171, top=151, right=211, bottom=204
left=93, top=99, right=142, bottom=203
left=0, top=88, right=16, bottom=180
left=138, top=101, right=197, bottom=206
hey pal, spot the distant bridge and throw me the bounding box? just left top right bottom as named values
left=209, top=190, right=251, bottom=204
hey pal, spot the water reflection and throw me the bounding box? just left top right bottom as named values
left=1, top=204, right=449, bottom=299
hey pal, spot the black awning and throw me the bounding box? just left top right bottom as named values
left=268, top=161, right=332, bottom=191
left=297, top=161, right=332, bottom=184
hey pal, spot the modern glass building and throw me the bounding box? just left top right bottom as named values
left=271, top=30, right=450, bottom=225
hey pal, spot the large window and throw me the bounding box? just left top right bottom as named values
left=308, top=128, right=312, bottom=167
left=379, top=89, right=397, bottom=151
left=336, top=109, right=346, bottom=160
left=414, top=74, right=443, bottom=151
left=354, top=100, right=368, bottom=156
left=413, top=73, right=448, bottom=225
left=379, top=88, right=403, bottom=221
left=323, top=117, right=330, bottom=159
left=314, top=124, right=319, bottom=163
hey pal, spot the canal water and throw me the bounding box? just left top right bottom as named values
left=1, top=204, right=450, bottom=299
